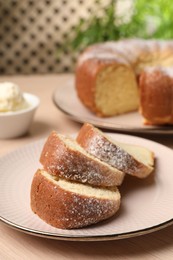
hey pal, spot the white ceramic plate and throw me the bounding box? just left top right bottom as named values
left=53, top=81, right=173, bottom=135
left=0, top=133, right=173, bottom=241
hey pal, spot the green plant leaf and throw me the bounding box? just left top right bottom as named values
left=59, top=0, right=173, bottom=54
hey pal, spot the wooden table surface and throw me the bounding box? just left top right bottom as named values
left=0, top=74, right=173, bottom=260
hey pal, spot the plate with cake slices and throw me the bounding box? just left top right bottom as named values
left=0, top=128, right=173, bottom=241
left=53, top=80, right=173, bottom=135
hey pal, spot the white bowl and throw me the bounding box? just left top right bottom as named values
left=0, top=93, right=40, bottom=139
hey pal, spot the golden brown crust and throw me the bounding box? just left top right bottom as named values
left=76, top=52, right=130, bottom=117
left=30, top=170, right=120, bottom=229
left=77, top=123, right=154, bottom=178
left=40, top=131, right=125, bottom=187
left=139, top=68, right=173, bottom=125
left=76, top=59, right=98, bottom=114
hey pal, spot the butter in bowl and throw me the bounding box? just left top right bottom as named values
left=0, top=82, right=40, bottom=139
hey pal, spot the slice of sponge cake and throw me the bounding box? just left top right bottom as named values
left=31, top=169, right=121, bottom=229
left=76, top=123, right=154, bottom=178
left=40, top=131, right=125, bottom=187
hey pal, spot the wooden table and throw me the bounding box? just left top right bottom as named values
left=0, top=74, right=173, bottom=260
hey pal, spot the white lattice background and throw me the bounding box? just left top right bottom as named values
left=0, top=0, right=110, bottom=74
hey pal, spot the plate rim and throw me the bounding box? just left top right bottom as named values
left=52, top=83, right=173, bottom=135
left=1, top=215, right=173, bottom=241
left=0, top=134, right=173, bottom=241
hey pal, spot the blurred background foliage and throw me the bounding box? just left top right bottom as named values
left=64, top=0, right=173, bottom=52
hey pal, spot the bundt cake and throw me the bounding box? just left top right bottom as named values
left=75, top=39, right=173, bottom=125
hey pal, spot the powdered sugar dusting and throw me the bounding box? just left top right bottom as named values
left=81, top=134, right=141, bottom=175
left=160, top=67, right=173, bottom=78
left=60, top=193, right=118, bottom=229
left=42, top=132, right=124, bottom=187
left=78, top=39, right=151, bottom=67
left=78, top=49, right=127, bottom=66
left=46, top=149, right=123, bottom=187
left=143, top=66, right=173, bottom=78
left=78, top=39, right=173, bottom=75
left=31, top=171, right=120, bottom=229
